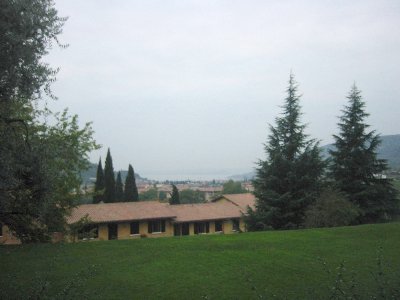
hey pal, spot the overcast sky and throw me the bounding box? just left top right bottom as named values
left=47, top=0, right=400, bottom=180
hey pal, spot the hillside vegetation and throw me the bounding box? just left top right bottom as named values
left=1, top=223, right=399, bottom=299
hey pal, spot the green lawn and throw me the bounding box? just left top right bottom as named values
left=1, top=223, right=400, bottom=299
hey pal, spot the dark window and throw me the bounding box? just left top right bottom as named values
left=215, top=221, right=223, bottom=232
left=78, top=224, right=98, bottom=240
left=108, top=223, right=118, bottom=240
left=174, top=223, right=190, bottom=236
left=130, top=222, right=139, bottom=235
left=0, top=224, right=3, bottom=236
left=148, top=220, right=166, bottom=233
left=194, top=222, right=209, bottom=234
left=232, top=219, right=240, bottom=231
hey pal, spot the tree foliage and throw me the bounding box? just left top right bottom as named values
left=115, top=171, right=124, bottom=202
left=252, top=74, right=325, bottom=229
left=93, top=159, right=104, bottom=204
left=179, top=189, right=205, bottom=204
left=330, top=85, right=399, bottom=223
left=139, top=188, right=158, bottom=201
left=103, top=148, right=115, bottom=203
left=304, top=187, right=360, bottom=228
left=0, top=0, right=99, bottom=242
left=222, top=180, right=246, bottom=194
left=124, top=164, right=139, bottom=202
left=169, top=184, right=180, bottom=205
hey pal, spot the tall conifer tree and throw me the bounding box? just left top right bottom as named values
left=115, top=171, right=124, bottom=201
left=252, top=74, right=324, bottom=229
left=93, top=158, right=105, bottom=203
left=124, top=164, right=139, bottom=202
left=330, top=85, right=398, bottom=222
left=169, top=184, right=180, bottom=205
left=104, top=148, right=116, bottom=203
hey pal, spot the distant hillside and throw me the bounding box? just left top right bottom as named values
left=321, top=134, right=400, bottom=169
left=80, top=163, right=145, bottom=186
left=231, top=134, right=400, bottom=180
left=228, top=171, right=256, bottom=181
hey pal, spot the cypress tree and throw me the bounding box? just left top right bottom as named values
left=93, top=158, right=105, bottom=203
left=330, top=85, right=398, bottom=223
left=252, top=74, right=325, bottom=229
left=169, top=184, right=180, bottom=205
left=115, top=171, right=124, bottom=202
left=124, top=164, right=139, bottom=202
left=104, top=148, right=116, bottom=203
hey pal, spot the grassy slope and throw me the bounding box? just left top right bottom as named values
left=1, top=223, right=400, bottom=299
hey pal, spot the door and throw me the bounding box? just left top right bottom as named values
left=181, top=223, right=189, bottom=236
left=108, top=223, right=118, bottom=240
left=174, top=224, right=181, bottom=236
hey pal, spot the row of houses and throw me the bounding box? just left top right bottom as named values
left=0, top=194, right=256, bottom=244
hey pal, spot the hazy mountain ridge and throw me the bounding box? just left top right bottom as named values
left=81, top=135, right=399, bottom=183
left=80, top=163, right=145, bottom=185
left=230, top=134, right=400, bottom=181
left=320, top=134, right=400, bottom=169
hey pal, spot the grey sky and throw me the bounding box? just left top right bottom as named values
left=47, top=0, right=400, bottom=180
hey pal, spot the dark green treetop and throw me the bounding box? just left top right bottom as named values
left=169, top=184, right=180, bottom=205
left=222, top=180, right=246, bottom=194
left=104, top=148, right=116, bottom=203
left=330, top=85, right=398, bottom=222
left=93, top=158, right=105, bottom=203
left=252, top=74, right=325, bottom=229
left=179, top=189, right=205, bottom=204
left=115, top=171, right=124, bottom=202
left=124, top=164, right=139, bottom=202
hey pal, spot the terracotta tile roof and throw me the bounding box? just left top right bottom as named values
left=169, top=202, right=242, bottom=223
left=67, top=195, right=256, bottom=225
left=67, top=201, right=176, bottom=224
left=213, top=193, right=256, bottom=212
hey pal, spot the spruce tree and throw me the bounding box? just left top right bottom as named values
left=104, top=148, right=116, bottom=203
left=252, top=74, right=324, bottom=229
left=169, top=184, right=180, bottom=205
left=93, top=158, right=105, bottom=203
left=115, top=171, right=124, bottom=202
left=330, top=85, right=398, bottom=223
left=124, top=164, right=139, bottom=202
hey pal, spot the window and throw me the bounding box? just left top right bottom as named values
left=148, top=220, right=166, bottom=233
left=232, top=219, right=240, bottom=231
left=130, top=222, right=140, bottom=235
left=215, top=221, right=223, bottom=232
left=0, top=224, right=3, bottom=237
left=78, top=224, right=98, bottom=240
left=194, top=222, right=210, bottom=234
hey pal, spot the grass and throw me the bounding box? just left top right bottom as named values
left=1, top=223, right=400, bottom=299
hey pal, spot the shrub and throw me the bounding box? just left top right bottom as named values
left=304, top=188, right=360, bottom=228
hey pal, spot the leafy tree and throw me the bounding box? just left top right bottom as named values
left=103, top=148, right=115, bottom=203
left=179, top=189, right=205, bottom=204
left=304, top=187, right=360, bottom=228
left=139, top=188, right=158, bottom=201
left=330, top=85, right=399, bottom=223
left=93, top=159, right=105, bottom=203
left=222, top=180, right=246, bottom=194
left=159, top=191, right=167, bottom=200
left=169, top=184, right=180, bottom=205
left=0, top=0, right=99, bottom=242
left=124, top=164, right=139, bottom=202
left=252, top=74, right=325, bottom=229
left=115, top=171, right=124, bottom=202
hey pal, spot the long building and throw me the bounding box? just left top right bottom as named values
left=67, top=193, right=255, bottom=241
left=0, top=194, right=256, bottom=243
